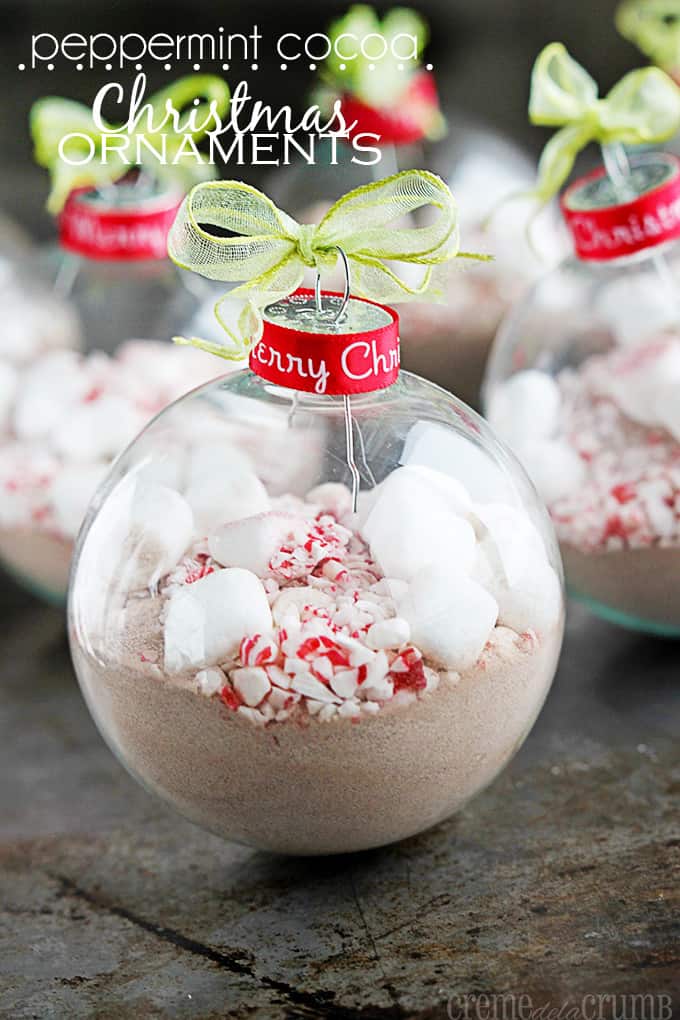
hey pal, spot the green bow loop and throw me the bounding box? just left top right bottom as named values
left=527, top=42, right=680, bottom=205
left=323, top=5, right=428, bottom=109
left=617, top=0, right=680, bottom=75
left=168, top=170, right=488, bottom=361
left=30, top=75, right=231, bottom=214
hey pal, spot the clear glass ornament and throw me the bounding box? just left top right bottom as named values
left=0, top=181, right=227, bottom=603
left=68, top=328, right=564, bottom=854
left=485, top=151, right=680, bottom=635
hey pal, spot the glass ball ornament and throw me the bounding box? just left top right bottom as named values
left=485, top=152, right=680, bottom=636
left=0, top=181, right=228, bottom=604
left=69, top=291, right=564, bottom=855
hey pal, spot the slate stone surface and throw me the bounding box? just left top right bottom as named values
left=1, top=577, right=678, bottom=1019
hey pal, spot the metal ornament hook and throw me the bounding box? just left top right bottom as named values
left=314, top=246, right=352, bottom=323
left=312, top=246, right=360, bottom=514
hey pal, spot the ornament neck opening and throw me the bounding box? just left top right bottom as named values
left=560, top=151, right=680, bottom=262
left=59, top=176, right=183, bottom=262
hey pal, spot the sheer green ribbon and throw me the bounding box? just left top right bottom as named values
left=316, top=5, right=445, bottom=140
left=527, top=42, right=680, bottom=205
left=617, top=0, right=680, bottom=75
left=324, top=5, right=426, bottom=107
left=31, top=75, right=231, bottom=214
left=168, top=170, right=488, bottom=360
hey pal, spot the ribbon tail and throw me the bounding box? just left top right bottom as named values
left=531, top=122, right=595, bottom=207
left=173, top=333, right=247, bottom=362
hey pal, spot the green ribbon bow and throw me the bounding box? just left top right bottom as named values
left=324, top=5, right=427, bottom=108
left=617, top=0, right=680, bottom=75
left=168, top=170, right=488, bottom=360
left=528, top=42, right=680, bottom=205
left=31, top=75, right=231, bottom=214
left=315, top=5, right=445, bottom=139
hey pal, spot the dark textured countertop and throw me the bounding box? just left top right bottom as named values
left=1, top=577, right=678, bottom=1019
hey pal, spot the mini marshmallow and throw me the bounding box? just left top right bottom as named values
left=398, top=566, right=499, bottom=672
left=363, top=469, right=476, bottom=581
left=366, top=617, right=411, bottom=650
left=516, top=439, right=587, bottom=505
left=470, top=502, right=548, bottom=588
left=50, top=461, right=110, bottom=538
left=164, top=567, right=273, bottom=672
left=52, top=395, right=147, bottom=463
left=232, top=666, right=271, bottom=707
left=489, top=557, right=563, bottom=635
left=208, top=512, right=295, bottom=575
left=185, top=465, right=270, bottom=535
left=121, top=484, right=194, bottom=590
left=487, top=371, right=562, bottom=448
left=401, top=464, right=472, bottom=516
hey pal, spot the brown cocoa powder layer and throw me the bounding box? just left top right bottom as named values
left=562, top=544, right=680, bottom=633
left=73, top=605, right=562, bottom=855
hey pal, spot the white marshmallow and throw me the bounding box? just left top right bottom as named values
left=516, top=439, right=587, bottom=505
left=362, top=468, right=476, bottom=581
left=486, top=556, right=563, bottom=635
left=185, top=465, right=270, bottom=535
left=208, top=512, right=294, bottom=575
left=398, top=566, right=498, bottom=671
left=164, top=567, right=273, bottom=672
left=487, top=371, right=562, bottom=448
left=52, top=395, right=147, bottom=462
left=50, top=461, right=110, bottom=538
left=366, top=617, right=411, bottom=650
left=400, top=420, right=516, bottom=504
left=121, top=484, right=194, bottom=590
left=470, top=502, right=548, bottom=588
left=401, top=464, right=472, bottom=515
left=232, top=666, right=271, bottom=707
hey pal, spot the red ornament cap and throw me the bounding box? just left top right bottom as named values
left=340, top=70, right=440, bottom=147
left=249, top=289, right=400, bottom=396
left=59, top=185, right=183, bottom=261
left=560, top=152, right=680, bottom=261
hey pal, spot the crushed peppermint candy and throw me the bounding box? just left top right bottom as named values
left=160, top=497, right=449, bottom=726
left=547, top=343, right=680, bottom=552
